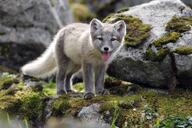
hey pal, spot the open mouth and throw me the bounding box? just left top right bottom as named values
left=101, top=52, right=111, bottom=61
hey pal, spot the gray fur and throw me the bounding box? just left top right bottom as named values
left=82, top=62, right=94, bottom=94
left=55, top=30, right=69, bottom=94
left=95, top=63, right=106, bottom=94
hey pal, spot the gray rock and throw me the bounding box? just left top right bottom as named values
left=77, top=103, right=111, bottom=128
left=168, top=30, right=192, bottom=87
left=85, top=0, right=191, bottom=19
left=107, top=0, right=192, bottom=88
left=0, top=0, right=73, bottom=70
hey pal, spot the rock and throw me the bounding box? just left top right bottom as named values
left=0, top=0, right=73, bottom=70
left=78, top=103, right=111, bottom=128
left=84, top=0, right=191, bottom=19
left=107, top=0, right=192, bottom=89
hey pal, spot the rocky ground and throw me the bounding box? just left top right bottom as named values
left=0, top=72, right=192, bottom=128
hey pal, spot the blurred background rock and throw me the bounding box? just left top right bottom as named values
left=0, top=0, right=73, bottom=71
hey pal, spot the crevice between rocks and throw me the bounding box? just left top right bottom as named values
left=168, top=52, right=177, bottom=91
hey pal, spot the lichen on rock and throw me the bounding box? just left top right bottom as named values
left=116, top=8, right=129, bottom=13
left=174, top=46, right=192, bottom=55
left=144, top=16, right=191, bottom=61
left=166, top=16, right=192, bottom=33
left=145, top=47, right=170, bottom=61
left=153, top=32, right=181, bottom=47
left=52, top=95, right=71, bottom=116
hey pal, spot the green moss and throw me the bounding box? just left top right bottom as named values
left=145, top=47, right=156, bottom=60
left=174, top=46, right=192, bottom=55
left=102, top=13, right=115, bottom=23
left=153, top=32, right=181, bottom=47
left=156, top=48, right=170, bottom=61
left=0, top=74, right=18, bottom=90
left=145, top=47, right=170, bottom=61
left=70, top=3, right=95, bottom=22
left=103, top=15, right=151, bottom=47
left=100, top=101, right=118, bottom=113
left=15, top=89, right=44, bottom=120
left=166, top=16, right=192, bottom=33
left=73, top=83, right=84, bottom=92
left=116, top=8, right=129, bottom=13
left=146, top=31, right=181, bottom=61
left=0, top=96, right=19, bottom=111
left=52, top=95, right=71, bottom=116
left=43, top=82, right=56, bottom=96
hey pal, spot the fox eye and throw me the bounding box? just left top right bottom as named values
left=96, top=37, right=103, bottom=41
left=111, top=37, right=117, bottom=41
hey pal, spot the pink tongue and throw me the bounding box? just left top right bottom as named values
left=102, top=52, right=110, bottom=61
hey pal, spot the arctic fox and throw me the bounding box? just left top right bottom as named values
left=21, top=18, right=126, bottom=99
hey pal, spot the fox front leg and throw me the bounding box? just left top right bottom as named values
left=82, top=62, right=95, bottom=99
left=95, top=64, right=110, bottom=95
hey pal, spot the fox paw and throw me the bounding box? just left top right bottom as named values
left=66, top=90, right=75, bottom=94
left=57, top=90, right=66, bottom=95
left=97, top=89, right=110, bottom=95
left=84, top=92, right=95, bottom=100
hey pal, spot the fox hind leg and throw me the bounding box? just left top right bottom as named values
left=64, top=63, right=80, bottom=93
left=55, top=32, right=70, bottom=95
left=56, top=56, right=70, bottom=95
left=56, top=66, right=67, bottom=95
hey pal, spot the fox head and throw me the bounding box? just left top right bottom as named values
left=90, top=18, right=126, bottom=62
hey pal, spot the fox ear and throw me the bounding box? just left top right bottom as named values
left=90, top=18, right=103, bottom=35
left=113, top=20, right=126, bottom=38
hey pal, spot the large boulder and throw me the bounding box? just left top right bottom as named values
left=107, top=0, right=192, bottom=89
left=84, top=0, right=192, bottom=19
left=0, top=0, right=73, bottom=70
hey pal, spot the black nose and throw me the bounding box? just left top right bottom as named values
left=104, top=47, right=109, bottom=51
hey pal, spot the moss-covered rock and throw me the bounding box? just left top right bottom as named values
left=153, top=32, right=181, bottom=47
left=0, top=73, right=19, bottom=90
left=52, top=95, right=71, bottom=116
left=43, top=82, right=56, bottom=96
left=116, top=8, right=129, bottom=13
left=174, top=46, right=192, bottom=55
left=70, top=3, right=95, bottom=22
left=166, top=16, right=192, bottom=33
left=103, top=14, right=151, bottom=47
left=145, top=47, right=170, bottom=61
left=16, top=89, right=44, bottom=120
